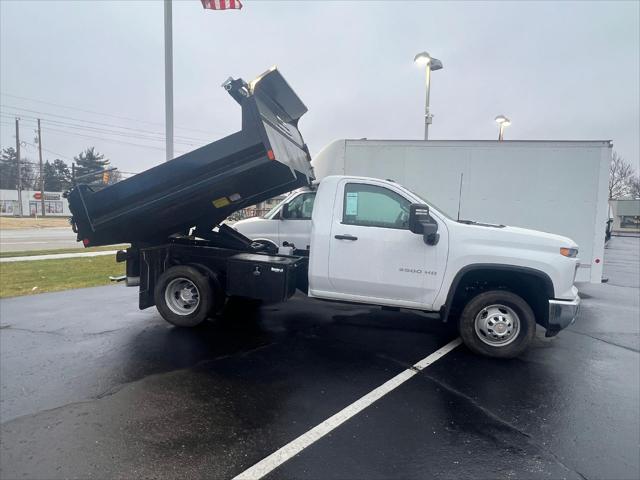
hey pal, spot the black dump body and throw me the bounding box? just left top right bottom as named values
left=67, top=68, right=314, bottom=247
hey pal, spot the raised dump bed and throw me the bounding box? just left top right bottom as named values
left=66, top=68, right=314, bottom=247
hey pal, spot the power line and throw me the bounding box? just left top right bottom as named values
left=1, top=120, right=187, bottom=156
left=2, top=137, right=140, bottom=176
left=0, top=93, right=220, bottom=136
left=0, top=132, right=68, bottom=163
left=1, top=106, right=209, bottom=145
left=40, top=125, right=189, bottom=154
left=21, top=140, right=73, bottom=162
left=0, top=112, right=201, bottom=147
left=0, top=105, right=210, bottom=144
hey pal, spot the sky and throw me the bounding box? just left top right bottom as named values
left=1, top=0, right=639, bottom=176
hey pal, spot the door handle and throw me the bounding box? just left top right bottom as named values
left=334, top=234, right=358, bottom=241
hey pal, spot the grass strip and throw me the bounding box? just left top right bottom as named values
left=0, top=245, right=128, bottom=258
left=0, top=217, right=71, bottom=229
left=0, top=254, right=124, bottom=298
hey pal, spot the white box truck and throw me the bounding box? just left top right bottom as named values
left=235, top=139, right=611, bottom=283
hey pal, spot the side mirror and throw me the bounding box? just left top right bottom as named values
left=281, top=203, right=291, bottom=219
left=409, top=204, right=430, bottom=234
left=409, top=203, right=439, bottom=245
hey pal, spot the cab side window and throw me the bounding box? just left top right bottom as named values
left=342, top=183, right=410, bottom=229
left=284, top=193, right=316, bottom=220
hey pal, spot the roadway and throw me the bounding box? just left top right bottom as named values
left=0, top=227, right=79, bottom=252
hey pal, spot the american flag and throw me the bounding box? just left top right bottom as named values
left=201, top=0, right=243, bottom=10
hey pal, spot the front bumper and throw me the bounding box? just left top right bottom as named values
left=546, top=291, right=581, bottom=337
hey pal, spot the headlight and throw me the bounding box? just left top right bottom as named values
left=560, top=247, right=579, bottom=258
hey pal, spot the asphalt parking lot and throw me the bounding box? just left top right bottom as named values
left=1, top=237, right=638, bottom=480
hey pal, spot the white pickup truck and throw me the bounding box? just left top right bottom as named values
left=68, top=68, right=579, bottom=359
left=235, top=186, right=316, bottom=250
left=234, top=174, right=580, bottom=358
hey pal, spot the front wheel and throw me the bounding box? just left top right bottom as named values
left=458, top=290, right=535, bottom=358
left=154, top=266, right=214, bottom=327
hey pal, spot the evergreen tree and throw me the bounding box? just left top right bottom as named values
left=42, top=159, right=72, bottom=191
left=73, top=147, right=109, bottom=183
left=0, top=146, right=36, bottom=190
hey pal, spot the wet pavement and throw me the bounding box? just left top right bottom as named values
left=0, top=237, right=638, bottom=479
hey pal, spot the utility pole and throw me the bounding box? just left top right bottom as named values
left=15, top=118, right=23, bottom=216
left=37, top=119, right=45, bottom=216
left=164, top=0, right=174, bottom=162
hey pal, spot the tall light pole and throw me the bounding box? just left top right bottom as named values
left=495, top=115, right=511, bottom=141
left=164, top=0, right=174, bottom=162
left=414, top=51, right=443, bottom=140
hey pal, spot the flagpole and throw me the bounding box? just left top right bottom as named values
left=164, top=0, right=174, bottom=162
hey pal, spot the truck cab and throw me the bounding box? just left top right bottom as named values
left=308, top=176, right=448, bottom=309
left=305, top=175, right=580, bottom=357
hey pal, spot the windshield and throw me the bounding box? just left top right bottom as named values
left=403, top=186, right=456, bottom=220
left=263, top=199, right=286, bottom=219
left=263, top=190, right=309, bottom=219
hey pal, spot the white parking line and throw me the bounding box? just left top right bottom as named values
left=233, top=337, right=462, bottom=480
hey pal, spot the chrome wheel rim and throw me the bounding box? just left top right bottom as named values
left=165, top=278, right=200, bottom=315
left=474, top=304, right=520, bottom=347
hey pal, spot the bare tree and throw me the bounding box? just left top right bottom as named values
left=106, top=169, right=122, bottom=185
left=628, top=174, right=640, bottom=200
left=609, top=151, right=635, bottom=199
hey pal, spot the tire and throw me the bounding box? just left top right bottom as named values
left=458, top=290, right=535, bottom=358
left=154, top=265, right=214, bottom=327
left=188, top=264, right=225, bottom=316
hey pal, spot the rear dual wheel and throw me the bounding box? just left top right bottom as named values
left=154, top=265, right=220, bottom=327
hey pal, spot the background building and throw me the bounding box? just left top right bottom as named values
left=609, top=199, right=640, bottom=234
left=0, top=189, right=71, bottom=217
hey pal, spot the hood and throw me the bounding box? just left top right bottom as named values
left=233, top=216, right=264, bottom=227
left=501, top=225, right=578, bottom=248
left=453, top=221, right=578, bottom=250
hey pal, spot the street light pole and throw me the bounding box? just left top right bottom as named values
left=423, top=63, right=432, bottom=140
left=414, top=52, right=443, bottom=140
left=494, top=115, right=511, bottom=141
left=164, top=0, right=174, bottom=162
